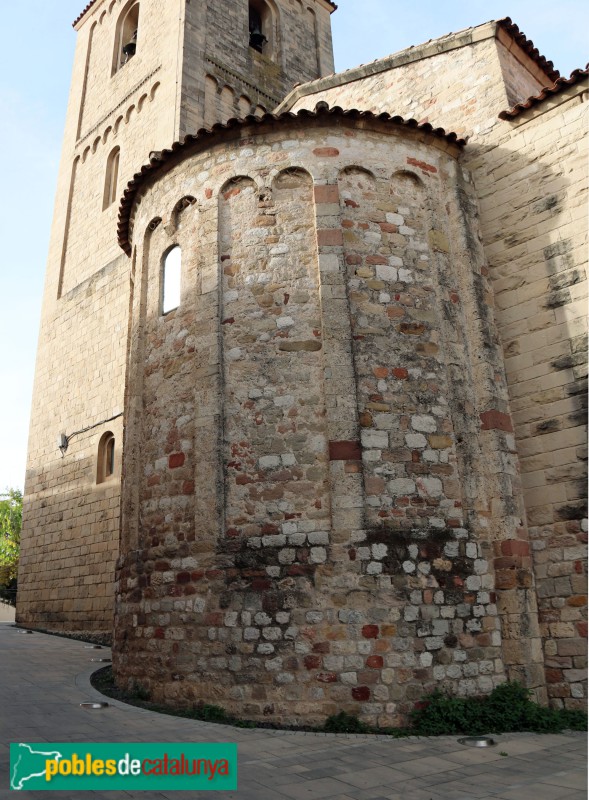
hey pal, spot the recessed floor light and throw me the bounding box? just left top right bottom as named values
left=18, top=630, right=33, bottom=634
left=80, top=702, right=109, bottom=710
left=458, top=736, right=496, bottom=748
left=84, top=645, right=103, bottom=649
left=90, top=658, right=111, bottom=662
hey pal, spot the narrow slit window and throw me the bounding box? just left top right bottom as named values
left=162, top=246, right=182, bottom=314
left=97, top=432, right=116, bottom=484
left=103, top=147, right=120, bottom=210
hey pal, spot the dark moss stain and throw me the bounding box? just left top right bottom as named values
left=554, top=501, right=588, bottom=521
left=544, top=289, right=572, bottom=309
left=534, top=419, right=560, bottom=434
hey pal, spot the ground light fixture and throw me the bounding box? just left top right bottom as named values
left=458, top=737, right=496, bottom=747
left=90, top=658, right=111, bottom=663
left=79, top=702, right=109, bottom=709
left=84, top=645, right=103, bottom=649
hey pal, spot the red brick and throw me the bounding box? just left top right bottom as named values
left=500, top=539, right=530, bottom=557
left=480, top=409, right=513, bottom=433
left=407, top=156, right=437, bottom=173
left=313, top=147, right=340, bottom=157
left=362, top=625, right=379, bottom=639
left=329, top=440, right=361, bottom=461
left=352, top=686, right=371, bottom=701
left=168, top=452, right=185, bottom=469
left=317, top=229, right=343, bottom=246
left=314, top=185, right=339, bottom=203
left=546, top=668, right=564, bottom=683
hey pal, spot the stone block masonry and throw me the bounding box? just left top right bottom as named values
left=114, top=112, right=543, bottom=726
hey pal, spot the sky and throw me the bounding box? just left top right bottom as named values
left=0, top=0, right=587, bottom=493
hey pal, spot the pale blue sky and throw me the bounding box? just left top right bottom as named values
left=0, top=1, right=587, bottom=491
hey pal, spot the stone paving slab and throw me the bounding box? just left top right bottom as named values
left=0, top=623, right=586, bottom=800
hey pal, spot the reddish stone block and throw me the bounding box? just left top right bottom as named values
left=479, top=409, right=513, bottom=433
left=546, top=668, right=564, bottom=683
left=352, top=686, right=371, bottom=701
left=168, top=452, right=185, bottom=469
left=176, top=572, right=191, bottom=584
left=313, top=641, right=330, bottom=653
left=500, top=540, right=530, bottom=557
left=392, top=368, right=408, bottom=379
left=205, top=188, right=213, bottom=199
left=366, top=655, right=384, bottom=668
left=495, top=569, right=517, bottom=590
left=362, top=624, right=379, bottom=639
left=577, top=621, right=588, bottom=638
left=316, top=672, right=338, bottom=683
left=407, top=157, right=438, bottom=173
left=154, top=628, right=165, bottom=639
left=373, top=366, right=389, bottom=378
left=182, top=480, right=195, bottom=495
left=344, top=198, right=359, bottom=208
left=567, top=595, right=587, bottom=607
left=304, top=655, right=322, bottom=670
left=366, top=255, right=388, bottom=265
left=317, top=229, right=343, bottom=246
left=314, top=185, right=339, bottom=203
left=313, top=147, right=340, bottom=157
left=379, top=223, right=398, bottom=233
left=329, top=440, right=362, bottom=461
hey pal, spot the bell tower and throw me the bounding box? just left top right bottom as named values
left=18, top=0, right=335, bottom=637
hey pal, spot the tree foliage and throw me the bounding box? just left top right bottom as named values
left=0, top=488, right=22, bottom=582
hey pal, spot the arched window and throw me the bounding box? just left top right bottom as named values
left=249, top=1, right=275, bottom=57
left=113, top=1, right=140, bottom=74
left=103, top=147, right=120, bottom=210
left=97, top=432, right=116, bottom=484
left=162, top=246, right=182, bottom=314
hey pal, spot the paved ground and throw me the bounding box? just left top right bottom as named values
left=0, top=622, right=586, bottom=800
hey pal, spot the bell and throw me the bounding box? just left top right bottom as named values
left=249, top=26, right=267, bottom=53
left=122, top=40, right=136, bottom=58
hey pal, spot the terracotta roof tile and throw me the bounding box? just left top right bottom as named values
left=499, top=66, right=588, bottom=119
left=117, top=103, right=466, bottom=255
left=497, top=17, right=560, bottom=82
left=72, top=0, right=99, bottom=27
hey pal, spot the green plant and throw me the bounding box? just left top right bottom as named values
left=0, top=488, right=22, bottom=583
left=410, top=682, right=587, bottom=736
left=130, top=681, right=151, bottom=701
left=324, top=711, right=370, bottom=734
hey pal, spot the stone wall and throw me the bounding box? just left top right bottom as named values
left=281, top=22, right=549, bottom=141
left=114, top=114, right=543, bottom=726
left=469, top=83, right=588, bottom=709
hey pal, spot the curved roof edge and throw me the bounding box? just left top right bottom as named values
left=499, top=67, right=588, bottom=119
left=117, top=103, right=466, bottom=255
left=497, top=18, right=559, bottom=83
left=73, top=0, right=99, bottom=28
